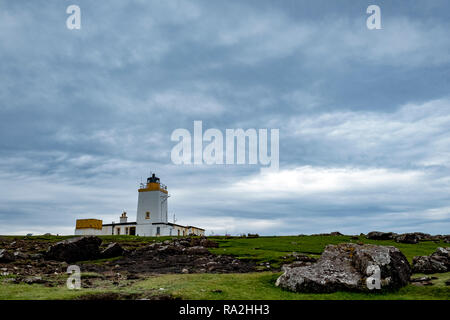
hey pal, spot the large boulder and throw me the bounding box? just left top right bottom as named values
left=46, top=236, right=102, bottom=263
left=412, top=233, right=432, bottom=241
left=276, top=243, right=411, bottom=293
left=395, top=233, right=420, bottom=244
left=0, top=249, right=15, bottom=263
left=100, top=243, right=124, bottom=259
left=366, top=231, right=396, bottom=240
left=412, top=247, right=449, bottom=274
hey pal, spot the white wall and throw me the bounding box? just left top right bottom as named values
left=136, top=191, right=162, bottom=225
left=74, top=228, right=104, bottom=236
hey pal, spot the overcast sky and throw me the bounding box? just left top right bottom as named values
left=0, top=0, right=449, bottom=235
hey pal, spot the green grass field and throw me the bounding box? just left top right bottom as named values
left=208, top=235, right=446, bottom=267
left=0, top=235, right=449, bottom=300
left=1, top=271, right=449, bottom=300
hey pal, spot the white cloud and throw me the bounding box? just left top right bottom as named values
left=285, top=98, right=450, bottom=167
left=230, top=166, right=424, bottom=198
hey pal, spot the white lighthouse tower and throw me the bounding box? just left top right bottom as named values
left=75, top=172, right=205, bottom=237
left=136, top=173, right=169, bottom=236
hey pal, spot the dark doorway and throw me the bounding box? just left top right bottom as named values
left=129, top=227, right=136, bottom=235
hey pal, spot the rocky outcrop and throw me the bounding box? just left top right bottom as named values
left=412, top=247, right=449, bottom=274
left=276, top=243, right=411, bottom=293
left=367, top=232, right=448, bottom=243
left=395, top=233, right=420, bottom=244
left=366, top=231, right=396, bottom=240
left=46, top=236, right=102, bottom=263
left=410, top=233, right=433, bottom=241
left=100, top=243, right=124, bottom=259
left=312, top=231, right=344, bottom=236
left=116, top=237, right=252, bottom=274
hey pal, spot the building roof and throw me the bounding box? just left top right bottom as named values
left=186, top=225, right=206, bottom=231
left=102, top=222, right=137, bottom=227
left=151, top=222, right=205, bottom=231
left=100, top=221, right=204, bottom=231
left=76, top=219, right=103, bottom=230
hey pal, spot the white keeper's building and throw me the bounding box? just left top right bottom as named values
left=75, top=173, right=205, bottom=237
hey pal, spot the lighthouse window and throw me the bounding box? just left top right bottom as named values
left=145, top=211, right=150, bottom=219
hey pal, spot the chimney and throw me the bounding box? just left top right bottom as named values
left=120, top=211, right=128, bottom=223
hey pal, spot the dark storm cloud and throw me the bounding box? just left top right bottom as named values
left=0, top=0, right=449, bottom=234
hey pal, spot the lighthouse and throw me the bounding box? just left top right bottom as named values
left=136, top=173, right=169, bottom=236
left=74, top=172, right=204, bottom=237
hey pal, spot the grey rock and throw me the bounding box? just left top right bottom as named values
left=410, top=276, right=431, bottom=282
left=366, top=231, right=396, bottom=240
left=412, top=233, right=432, bottom=241
left=46, top=236, right=102, bottom=263
left=395, top=233, right=420, bottom=244
left=281, top=260, right=314, bottom=270
left=23, top=276, right=46, bottom=284
left=3, top=277, right=18, bottom=283
left=294, top=253, right=317, bottom=262
left=412, top=247, right=449, bottom=274
left=276, top=243, right=411, bottom=293
left=101, top=243, right=124, bottom=259
left=411, top=280, right=433, bottom=286
left=312, top=231, right=343, bottom=236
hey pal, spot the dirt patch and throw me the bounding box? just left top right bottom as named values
left=82, top=238, right=254, bottom=274
left=76, top=291, right=177, bottom=300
